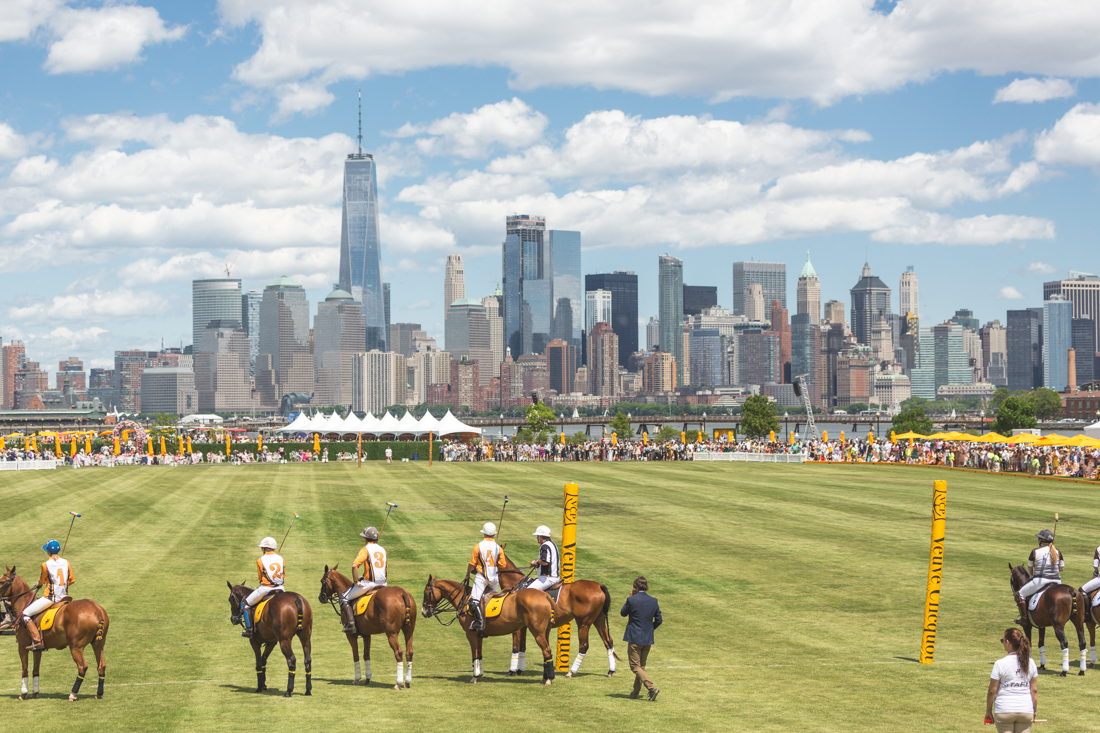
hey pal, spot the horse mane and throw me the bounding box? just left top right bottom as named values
left=1009, top=564, right=1031, bottom=590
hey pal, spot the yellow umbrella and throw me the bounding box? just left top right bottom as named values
left=0, top=435, right=4, bottom=450
left=85, top=434, right=92, bottom=453
left=1033, top=434, right=1074, bottom=446
left=113, top=436, right=120, bottom=455
left=70, top=437, right=77, bottom=457
left=894, top=431, right=927, bottom=440
left=313, top=433, right=320, bottom=453
left=1005, top=433, right=1042, bottom=444
left=924, top=432, right=949, bottom=440
left=160, top=435, right=166, bottom=455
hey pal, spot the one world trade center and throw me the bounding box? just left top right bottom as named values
left=338, top=90, right=387, bottom=350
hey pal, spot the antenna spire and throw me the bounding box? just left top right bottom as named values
left=357, top=87, right=363, bottom=155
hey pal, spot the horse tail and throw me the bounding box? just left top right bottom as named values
left=598, top=584, right=618, bottom=658
left=92, top=603, right=106, bottom=643
left=402, top=589, right=417, bottom=633
left=294, top=594, right=304, bottom=633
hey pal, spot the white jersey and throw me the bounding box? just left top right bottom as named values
left=1093, top=545, right=1100, bottom=574
left=258, top=552, right=285, bottom=587
left=356, top=544, right=388, bottom=585
left=472, top=539, right=502, bottom=583
left=43, top=557, right=72, bottom=602
left=1028, top=545, right=1063, bottom=583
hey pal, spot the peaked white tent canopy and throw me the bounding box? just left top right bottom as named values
left=395, top=411, right=422, bottom=436
left=1086, top=421, right=1100, bottom=440
left=275, top=412, right=313, bottom=434
left=435, top=410, right=482, bottom=437
left=373, top=411, right=401, bottom=436
left=416, top=410, right=441, bottom=436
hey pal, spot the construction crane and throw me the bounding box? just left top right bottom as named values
left=224, top=253, right=240, bottom=278
left=793, top=375, right=817, bottom=441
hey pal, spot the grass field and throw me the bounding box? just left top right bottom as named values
left=3, top=462, right=1100, bottom=732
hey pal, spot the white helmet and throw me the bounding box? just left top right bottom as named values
left=258, top=537, right=278, bottom=550
left=533, top=525, right=552, bottom=538
left=481, top=522, right=497, bottom=536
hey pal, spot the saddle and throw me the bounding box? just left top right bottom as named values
left=35, top=597, right=72, bottom=632
left=354, top=589, right=379, bottom=616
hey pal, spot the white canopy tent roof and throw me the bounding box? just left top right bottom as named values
left=317, top=411, right=347, bottom=433
left=395, top=411, right=422, bottom=436
left=416, top=410, right=440, bottom=436
left=275, top=412, right=313, bottom=434
left=359, top=412, right=379, bottom=432
left=1085, top=421, right=1100, bottom=439
left=435, top=410, right=483, bottom=437
left=374, top=411, right=400, bottom=435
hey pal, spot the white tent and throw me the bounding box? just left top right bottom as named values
left=1086, top=421, right=1100, bottom=439
left=395, top=410, right=422, bottom=437
left=373, top=411, right=401, bottom=436
left=276, top=412, right=313, bottom=434
left=359, top=412, right=379, bottom=433
left=336, top=412, right=364, bottom=434
left=435, top=410, right=483, bottom=437
left=316, top=411, right=346, bottom=433
left=417, top=410, right=441, bottom=437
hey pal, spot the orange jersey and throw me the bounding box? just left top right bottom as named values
left=353, top=543, right=388, bottom=583
left=256, top=552, right=285, bottom=587
left=38, top=557, right=74, bottom=601
left=469, top=539, right=506, bottom=578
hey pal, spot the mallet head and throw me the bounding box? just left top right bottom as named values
left=70, top=512, right=81, bottom=517
left=387, top=502, right=398, bottom=508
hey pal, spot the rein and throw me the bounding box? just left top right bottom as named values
left=425, top=578, right=467, bottom=627
left=320, top=572, right=345, bottom=619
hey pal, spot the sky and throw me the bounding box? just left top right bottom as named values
left=3, top=0, right=1100, bottom=379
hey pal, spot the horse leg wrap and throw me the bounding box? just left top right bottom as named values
left=1081, top=649, right=1088, bottom=673
left=354, top=660, right=361, bottom=683
left=608, top=648, right=617, bottom=673
left=571, top=652, right=586, bottom=675
left=396, top=662, right=404, bottom=687
left=20, top=677, right=28, bottom=695
left=1039, top=646, right=1046, bottom=666
left=72, top=673, right=85, bottom=696
left=97, top=674, right=105, bottom=697
left=1091, top=646, right=1096, bottom=665
left=543, top=660, right=555, bottom=681
left=33, top=676, right=40, bottom=694
left=364, top=660, right=371, bottom=681
left=405, top=662, right=412, bottom=685
left=518, top=651, right=526, bottom=671
left=287, top=667, right=296, bottom=696
left=473, top=658, right=483, bottom=677
left=510, top=652, right=519, bottom=673
left=1062, top=647, right=1070, bottom=673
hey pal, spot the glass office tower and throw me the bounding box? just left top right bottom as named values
left=658, top=255, right=684, bottom=385
left=585, top=272, right=639, bottom=368
left=550, top=230, right=582, bottom=361
left=732, top=261, right=786, bottom=316
left=502, top=215, right=549, bottom=356
left=337, top=150, right=387, bottom=350
left=1043, top=295, right=1073, bottom=391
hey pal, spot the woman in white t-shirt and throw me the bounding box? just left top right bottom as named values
left=985, top=627, right=1038, bottom=732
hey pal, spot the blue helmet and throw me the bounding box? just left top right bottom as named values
left=43, top=540, right=61, bottom=554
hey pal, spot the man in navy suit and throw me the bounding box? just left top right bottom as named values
left=620, top=575, right=662, bottom=700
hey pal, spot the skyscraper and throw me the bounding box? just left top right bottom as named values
left=1006, top=309, right=1040, bottom=392
left=241, top=290, right=261, bottom=376
left=584, top=272, right=638, bottom=368
left=910, top=323, right=972, bottom=399
left=444, top=254, right=465, bottom=310
left=390, top=323, right=426, bottom=358
left=732, top=261, right=785, bottom=316
left=192, top=279, right=242, bottom=349
left=195, top=319, right=251, bottom=412
left=585, top=289, right=612, bottom=334
left=900, top=266, right=918, bottom=316
left=1072, top=318, right=1096, bottom=387
left=588, top=322, right=619, bottom=397
left=1043, top=295, right=1073, bottom=391
left=745, top=284, right=766, bottom=322
left=383, top=282, right=391, bottom=352
left=444, top=299, right=493, bottom=386
left=790, top=314, right=821, bottom=408
left=257, top=275, right=313, bottom=405
left=502, top=214, right=550, bottom=357
left=549, top=230, right=582, bottom=358
left=481, top=286, right=504, bottom=378
left=849, top=262, right=891, bottom=346
left=1044, top=272, right=1100, bottom=347
left=770, top=300, right=791, bottom=382
left=646, top=316, right=659, bottom=351
left=314, top=289, right=367, bottom=406
left=796, top=251, right=821, bottom=325
left=546, top=338, right=577, bottom=395
left=689, top=329, right=723, bottom=387
left=738, top=331, right=780, bottom=387
left=683, top=285, right=717, bottom=316
left=658, top=255, right=684, bottom=385
left=337, top=92, right=386, bottom=350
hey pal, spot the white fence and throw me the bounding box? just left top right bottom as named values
left=693, top=452, right=806, bottom=463
left=0, top=459, right=64, bottom=471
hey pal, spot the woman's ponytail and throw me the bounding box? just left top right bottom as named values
left=1005, top=627, right=1031, bottom=672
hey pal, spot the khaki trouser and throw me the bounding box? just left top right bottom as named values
left=994, top=712, right=1032, bottom=733
left=627, top=643, right=655, bottom=696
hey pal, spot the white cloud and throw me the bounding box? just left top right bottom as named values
left=997, top=286, right=1025, bottom=300
left=0, top=0, right=63, bottom=42
left=389, top=99, right=548, bottom=159
left=44, top=5, right=187, bottom=74
left=405, top=300, right=431, bottom=310
left=994, top=78, right=1076, bottom=104
left=9, top=287, right=169, bottom=323
left=219, top=0, right=1100, bottom=115
left=1035, top=103, right=1100, bottom=167
left=0, top=123, right=29, bottom=160
left=1026, top=262, right=1058, bottom=275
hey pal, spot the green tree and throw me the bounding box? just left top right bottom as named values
left=992, top=396, right=1038, bottom=435
left=900, top=396, right=932, bottom=414
left=526, top=401, right=557, bottom=436
left=608, top=411, right=633, bottom=439
left=892, top=406, right=933, bottom=436
left=1025, top=387, right=1063, bottom=420
left=741, top=394, right=779, bottom=439
left=656, top=425, right=679, bottom=442
left=989, top=387, right=1012, bottom=412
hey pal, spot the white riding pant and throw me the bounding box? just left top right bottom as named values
left=1082, top=576, right=1100, bottom=594
left=528, top=576, right=560, bottom=592
left=1019, top=577, right=1057, bottom=599
left=342, top=581, right=385, bottom=602
left=22, top=597, right=53, bottom=620
left=471, top=574, right=498, bottom=602
left=245, top=585, right=281, bottom=607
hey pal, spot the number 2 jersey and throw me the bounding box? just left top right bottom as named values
left=354, top=543, right=388, bottom=585
left=257, top=552, right=285, bottom=587
left=38, top=557, right=74, bottom=602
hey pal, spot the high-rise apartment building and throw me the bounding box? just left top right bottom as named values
left=383, top=282, right=391, bottom=352
left=241, top=290, right=261, bottom=375
left=738, top=331, right=780, bottom=387
left=646, top=317, right=659, bottom=351
left=192, top=279, right=242, bottom=350
left=502, top=214, right=550, bottom=357
left=444, top=254, right=465, bottom=310
left=588, top=322, right=619, bottom=397
left=870, top=315, right=894, bottom=363
left=585, top=290, right=612, bottom=334
left=1043, top=295, right=1073, bottom=391
left=390, top=323, right=426, bottom=358
left=56, top=357, right=86, bottom=393
left=796, top=251, right=821, bottom=324
left=409, top=348, right=451, bottom=405
left=336, top=111, right=386, bottom=350
left=850, top=262, right=891, bottom=346
left=1044, top=272, right=1100, bottom=347
left=257, top=275, right=313, bottom=405
left=314, top=289, right=367, bottom=407
left=658, top=255, right=684, bottom=386
left=689, top=329, right=724, bottom=387
left=195, top=319, right=252, bottom=412
left=732, top=261, right=786, bottom=316
left=450, top=358, right=483, bottom=411
left=140, top=367, right=197, bottom=416
left=745, top=284, right=766, bottom=322
left=910, top=323, right=973, bottom=399
left=114, top=349, right=151, bottom=413
left=980, top=320, right=1006, bottom=380
left=1006, top=309, right=1041, bottom=392
left=899, top=266, right=918, bottom=316
left=643, top=351, right=677, bottom=393
left=2, top=341, right=25, bottom=409
left=444, top=299, right=493, bottom=386
left=353, top=350, right=403, bottom=414
left=770, top=300, right=791, bottom=383
left=1072, top=318, right=1096, bottom=387
left=584, top=272, right=638, bottom=368
left=546, top=339, right=577, bottom=395
left=683, top=285, right=717, bottom=316
left=481, top=287, right=504, bottom=378
left=549, top=230, right=582, bottom=357
left=790, top=314, right=822, bottom=409
left=823, top=300, right=847, bottom=332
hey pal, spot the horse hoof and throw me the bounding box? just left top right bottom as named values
left=305, top=692, right=312, bottom=696
left=565, top=671, right=574, bottom=678
left=544, top=680, right=552, bottom=686
left=31, top=693, right=38, bottom=699
left=95, top=695, right=103, bottom=699
left=404, top=682, right=411, bottom=689
left=605, top=671, right=615, bottom=678
left=283, top=692, right=292, bottom=698
left=1080, top=671, right=1086, bottom=676
left=469, top=677, right=479, bottom=684
left=18, top=694, right=25, bottom=701
left=394, top=684, right=402, bottom=691
left=364, top=679, right=371, bottom=686
left=1060, top=671, right=1067, bottom=677
left=69, top=694, right=77, bottom=702
left=1039, top=664, right=1046, bottom=670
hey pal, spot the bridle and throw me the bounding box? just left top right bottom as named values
left=319, top=569, right=343, bottom=618
left=423, top=577, right=467, bottom=627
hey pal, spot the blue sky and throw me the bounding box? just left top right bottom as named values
left=3, top=0, right=1100, bottom=377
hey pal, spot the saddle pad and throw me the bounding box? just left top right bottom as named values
left=485, top=596, right=506, bottom=619
left=1029, top=587, right=1049, bottom=612
left=547, top=586, right=561, bottom=603
left=255, top=597, right=273, bottom=623
left=39, top=607, right=61, bottom=632
left=355, top=592, right=376, bottom=616
left=1092, top=591, right=1100, bottom=608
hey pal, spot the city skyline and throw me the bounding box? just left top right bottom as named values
left=4, top=3, right=1100, bottom=377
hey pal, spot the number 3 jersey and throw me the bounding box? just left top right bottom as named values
left=39, top=557, right=74, bottom=602
left=354, top=544, right=387, bottom=585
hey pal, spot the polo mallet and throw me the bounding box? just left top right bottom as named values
left=278, top=513, right=299, bottom=552
left=60, top=512, right=81, bottom=556
left=1052, top=512, right=1060, bottom=544
left=379, top=502, right=398, bottom=537
left=497, top=495, right=509, bottom=546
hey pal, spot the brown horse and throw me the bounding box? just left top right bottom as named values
left=1009, top=564, right=1087, bottom=676
left=0, top=567, right=108, bottom=701
left=1079, top=585, right=1100, bottom=667
left=318, top=565, right=416, bottom=689
left=422, top=575, right=557, bottom=685
left=227, top=583, right=313, bottom=697
left=498, top=554, right=618, bottom=678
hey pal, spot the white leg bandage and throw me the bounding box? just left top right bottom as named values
left=510, top=652, right=519, bottom=672
left=21, top=677, right=28, bottom=695
left=405, top=662, right=412, bottom=684
left=1040, top=646, right=1046, bottom=666
left=1091, top=645, right=1096, bottom=664
left=608, top=648, right=617, bottom=673
left=570, top=652, right=586, bottom=674
left=473, top=658, right=483, bottom=677
left=364, top=660, right=371, bottom=681
left=397, top=662, right=403, bottom=686
left=518, top=651, right=526, bottom=671
left=1081, top=649, right=1088, bottom=672
left=33, top=676, right=39, bottom=693
left=354, top=660, right=361, bottom=683
left=1063, top=647, right=1070, bottom=672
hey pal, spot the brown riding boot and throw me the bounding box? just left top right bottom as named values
left=24, top=618, right=45, bottom=651
left=1014, top=592, right=1028, bottom=626
left=340, top=601, right=356, bottom=633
